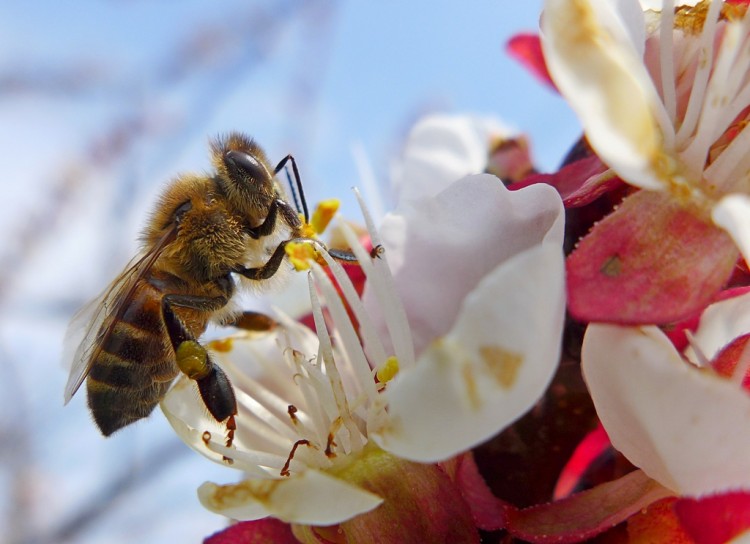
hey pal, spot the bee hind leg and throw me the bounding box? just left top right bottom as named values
left=161, top=284, right=238, bottom=458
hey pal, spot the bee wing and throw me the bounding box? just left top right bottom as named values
left=63, top=227, right=177, bottom=404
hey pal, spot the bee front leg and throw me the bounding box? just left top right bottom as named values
left=235, top=238, right=362, bottom=282
left=234, top=240, right=293, bottom=281
left=246, top=198, right=301, bottom=240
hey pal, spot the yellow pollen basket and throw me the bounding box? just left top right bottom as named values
left=176, top=340, right=211, bottom=380
left=377, top=356, right=399, bottom=383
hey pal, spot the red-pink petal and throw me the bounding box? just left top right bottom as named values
left=553, top=425, right=611, bottom=499
left=204, top=519, right=298, bottom=544
left=675, top=492, right=750, bottom=544
left=710, top=333, right=750, bottom=390
left=439, top=452, right=509, bottom=531
left=511, top=155, right=621, bottom=208
left=663, top=286, right=750, bottom=351
left=505, top=470, right=672, bottom=543
left=626, top=498, right=693, bottom=542
left=506, top=33, right=558, bottom=91
left=567, top=190, right=738, bottom=324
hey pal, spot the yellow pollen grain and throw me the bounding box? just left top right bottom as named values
left=721, top=2, right=748, bottom=22
left=479, top=346, right=524, bottom=389
left=311, top=199, right=340, bottom=234
left=673, top=1, right=747, bottom=32
left=299, top=219, right=316, bottom=239
left=208, top=338, right=233, bottom=352
left=675, top=1, right=710, bottom=35
left=285, top=241, right=318, bottom=271
left=376, top=356, right=399, bottom=383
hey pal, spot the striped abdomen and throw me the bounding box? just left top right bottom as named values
left=86, top=280, right=182, bottom=436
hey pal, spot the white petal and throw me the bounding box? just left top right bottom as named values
left=542, top=0, right=668, bottom=190
left=687, top=292, right=750, bottom=364
left=730, top=530, right=750, bottom=544
left=372, top=241, right=566, bottom=462
left=393, top=114, right=514, bottom=203
left=161, top=376, right=231, bottom=461
left=198, top=469, right=383, bottom=524
left=365, top=173, right=564, bottom=357
left=713, top=193, right=750, bottom=269
left=613, top=0, right=647, bottom=58
left=582, top=324, right=750, bottom=496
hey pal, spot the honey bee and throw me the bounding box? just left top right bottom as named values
left=63, top=132, right=314, bottom=443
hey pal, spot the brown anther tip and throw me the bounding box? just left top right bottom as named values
left=288, top=405, right=299, bottom=424
left=324, top=433, right=337, bottom=458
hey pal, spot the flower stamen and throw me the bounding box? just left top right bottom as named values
left=281, top=439, right=311, bottom=477
left=288, top=404, right=299, bottom=425
left=376, top=356, right=399, bottom=384
left=308, top=275, right=365, bottom=454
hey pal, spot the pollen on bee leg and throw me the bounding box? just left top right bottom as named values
left=176, top=340, right=210, bottom=380
left=280, top=439, right=311, bottom=477
left=285, top=241, right=319, bottom=271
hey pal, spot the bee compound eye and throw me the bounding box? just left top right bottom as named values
left=174, top=200, right=192, bottom=224
left=224, top=150, right=268, bottom=182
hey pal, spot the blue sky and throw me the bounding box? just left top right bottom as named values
left=0, top=2, right=580, bottom=542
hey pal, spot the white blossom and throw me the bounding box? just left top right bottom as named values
left=161, top=116, right=566, bottom=524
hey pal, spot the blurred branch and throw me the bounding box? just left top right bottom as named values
left=0, top=344, right=32, bottom=544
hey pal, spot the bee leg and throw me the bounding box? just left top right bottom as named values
left=328, top=248, right=359, bottom=263
left=245, top=198, right=301, bottom=240
left=174, top=339, right=237, bottom=461
left=161, top=281, right=238, bottom=455
left=234, top=240, right=293, bottom=281
left=226, top=311, right=277, bottom=332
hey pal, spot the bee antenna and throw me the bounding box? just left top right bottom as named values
left=274, top=154, right=309, bottom=223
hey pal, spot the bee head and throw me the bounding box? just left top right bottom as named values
left=211, top=133, right=276, bottom=225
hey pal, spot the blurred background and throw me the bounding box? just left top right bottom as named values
left=0, top=1, right=579, bottom=542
